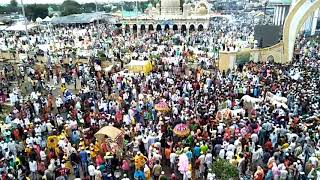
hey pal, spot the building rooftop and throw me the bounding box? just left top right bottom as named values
left=269, top=0, right=292, bottom=5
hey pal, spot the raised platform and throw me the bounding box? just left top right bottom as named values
left=218, top=41, right=284, bottom=71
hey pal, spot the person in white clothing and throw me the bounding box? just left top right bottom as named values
left=205, top=152, right=213, bottom=167
left=29, top=160, right=37, bottom=179
left=88, top=163, right=96, bottom=179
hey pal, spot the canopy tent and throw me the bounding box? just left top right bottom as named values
left=5, top=22, right=38, bottom=31
left=36, top=17, right=43, bottom=23
left=94, top=126, right=124, bottom=155
left=0, top=25, right=8, bottom=31
left=127, top=60, right=152, bottom=74
left=51, top=12, right=116, bottom=24
left=43, top=16, right=52, bottom=22
left=94, top=126, right=124, bottom=141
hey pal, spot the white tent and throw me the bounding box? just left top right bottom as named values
left=36, top=17, right=43, bottom=23
left=5, top=22, right=37, bottom=31
left=0, top=25, right=8, bottom=31
left=43, top=16, right=52, bottom=22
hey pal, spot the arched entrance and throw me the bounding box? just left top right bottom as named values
left=141, top=24, right=146, bottom=32
left=283, top=0, right=320, bottom=62
left=115, top=24, right=122, bottom=34
left=125, top=24, right=130, bottom=33
left=173, top=24, right=178, bottom=31
left=190, top=24, right=195, bottom=32
left=133, top=24, right=137, bottom=33
left=148, top=24, right=154, bottom=31
left=198, top=24, right=204, bottom=31
left=164, top=24, right=170, bottom=31
left=267, top=55, right=274, bottom=63
left=156, top=24, right=162, bottom=31
left=181, top=24, right=187, bottom=33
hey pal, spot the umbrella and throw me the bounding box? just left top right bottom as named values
left=109, top=93, right=119, bottom=100
left=155, top=101, right=170, bottom=112
left=173, top=123, right=190, bottom=137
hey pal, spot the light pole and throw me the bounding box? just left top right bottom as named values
left=136, top=0, right=139, bottom=35
left=20, top=0, right=30, bottom=46
left=95, top=0, right=101, bottom=42
left=263, top=0, right=269, bottom=24
left=95, top=0, right=98, bottom=12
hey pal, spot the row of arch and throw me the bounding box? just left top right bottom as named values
left=117, top=24, right=205, bottom=32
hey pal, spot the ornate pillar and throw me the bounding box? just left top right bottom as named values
left=204, top=24, right=209, bottom=31
left=129, top=25, right=133, bottom=34
left=137, top=25, right=141, bottom=35
left=311, top=8, right=319, bottom=35
left=277, top=6, right=283, bottom=26
left=161, top=25, right=165, bottom=31
left=273, top=6, right=279, bottom=25
left=122, top=25, right=125, bottom=36
left=281, top=6, right=286, bottom=25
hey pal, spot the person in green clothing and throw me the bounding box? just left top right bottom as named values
left=159, top=171, right=168, bottom=180
left=186, top=133, right=194, bottom=146
left=8, top=157, right=16, bottom=169
left=200, top=142, right=209, bottom=154
left=99, top=163, right=106, bottom=173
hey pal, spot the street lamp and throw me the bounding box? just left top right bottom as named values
left=263, top=0, right=269, bottom=24
left=20, top=0, right=30, bottom=46
left=95, top=0, right=98, bottom=12
left=95, top=0, right=101, bottom=41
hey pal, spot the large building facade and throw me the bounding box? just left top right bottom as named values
left=117, top=0, right=215, bottom=33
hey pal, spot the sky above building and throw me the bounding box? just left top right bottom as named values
left=0, top=0, right=147, bottom=5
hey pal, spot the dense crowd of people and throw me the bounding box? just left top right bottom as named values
left=0, top=14, right=319, bottom=180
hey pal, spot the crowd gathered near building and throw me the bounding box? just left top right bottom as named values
left=0, top=14, right=319, bottom=180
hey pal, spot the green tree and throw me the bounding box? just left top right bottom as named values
left=101, top=5, right=112, bottom=13
left=139, top=2, right=149, bottom=12
left=5, top=0, right=19, bottom=13
left=0, top=5, right=6, bottom=14
left=10, top=0, right=18, bottom=7
left=61, top=0, right=81, bottom=16
left=211, top=159, right=239, bottom=180
left=82, top=3, right=96, bottom=13
left=123, top=2, right=134, bottom=12
left=150, top=0, right=160, bottom=6
left=25, top=4, right=49, bottom=21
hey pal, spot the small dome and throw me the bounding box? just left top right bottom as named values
left=197, top=6, right=208, bottom=15
left=148, top=3, right=153, bottom=8
left=156, top=3, right=160, bottom=7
